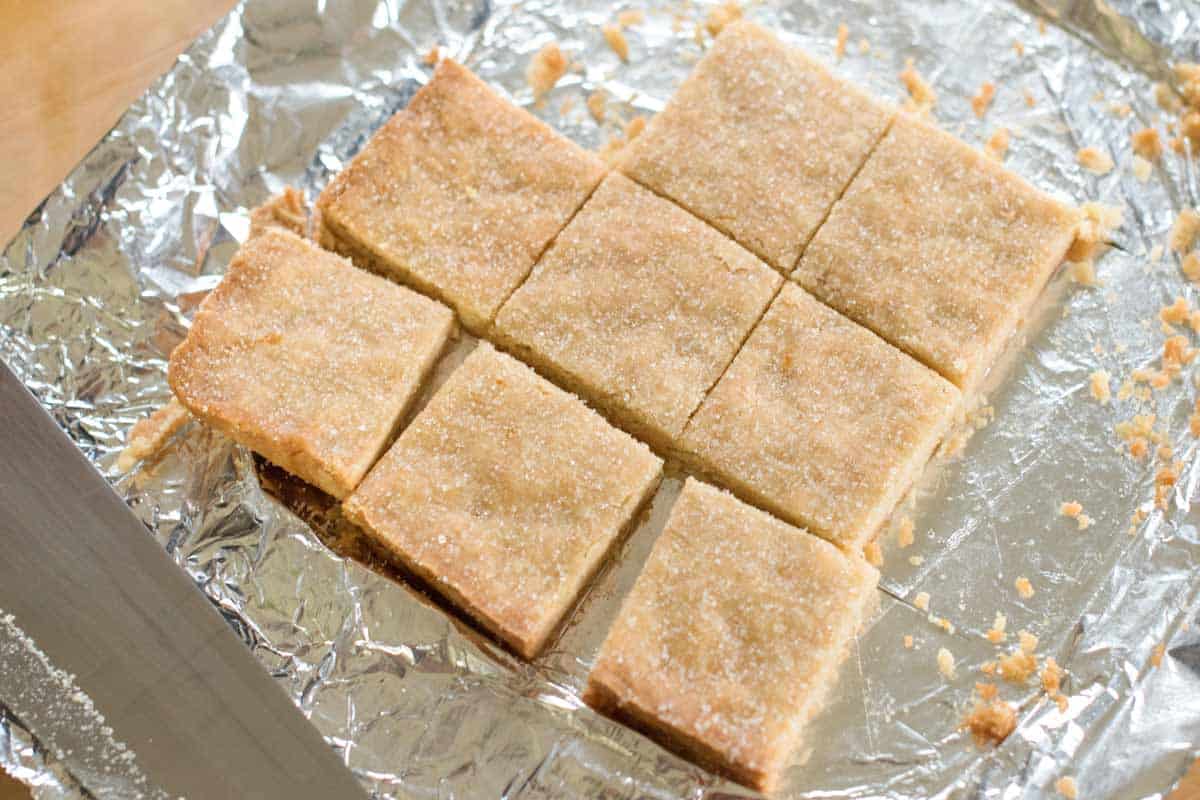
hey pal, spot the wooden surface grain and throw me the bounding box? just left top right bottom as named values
left=0, top=0, right=236, bottom=246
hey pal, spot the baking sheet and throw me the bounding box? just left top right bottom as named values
left=2, top=0, right=1200, bottom=797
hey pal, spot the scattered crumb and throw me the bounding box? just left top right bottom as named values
left=1042, top=657, right=1064, bottom=694
left=1059, top=501, right=1090, bottom=528
left=986, top=612, right=1008, bottom=644
left=1131, top=127, right=1163, bottom=160
left=1013, top=40, right=1025, bottom=57
left=1155, top=461, right=1179, bottom=509
left=1038, top=18, right=1047, bottom=34
left=971, top=82, right=996, bottom=118
left=1077, top=146, right=1114, bottom=175
left=932, top=616, right=955, bottom=634
left=1024, top=89, right=1036, bottom=107
left=908, top=555, right=924, bottom=566
left=1169, top=208, right=1200, bottom=253
left=1067, top=202, right=1123, bottom=261
left=616, top=9, right=644, bottom=27
left=423, top=46, right=440, bottom=66
left=899, top=60, right=937, bottom=111
left=1151, top=243, right=1164, bottom=263
left=248, top=187, right=308, bottom=240
left=897, top=516, right=915, bottom=548
left=586, top=90, right=607, bottom=122
left=1109, top=102, right=1132, bottom=117
left=1089, top=370, right=1111, bottom=404
left=624, top=116, right=646, bottom=140
left=117, top=398, right=191, bottom=471
left=904, top=634, right=914, bottom=649
left=704, top=1, right=742, bottom=37
left=984, top=127, right=1010, bottom=161
left=835, top=23, right=849, bottom=61
left=914, top=591, right=930, bottom=611
left=1132, top=156, right=1153, bottom=182
left=998, top=642, right=1036, bottom=686
left=1161, top=293, right=1190, bottom=321
left=937, top=647, right=957, bottom=679
left=857, top=37, right=870, bottom=54
left=527, top=42, right=568, bottom=102
left=1070, top=259, right=1098, bottom=286
left=1015, top=576, right=1035, bottom=599
left=864, top=540, right=883, bottom=567
left=1056, top=776, right=1078, bottom=799
left=1182, top=252, right=1200, bottom=282
left=962, top=690, right=1017, bottom=746
left=603, top=24, right=630, bottom=61
left=1151, top=642, right=1166, bottom=667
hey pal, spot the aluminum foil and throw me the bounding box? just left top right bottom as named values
left=2, top=0, right=1199, bottom=797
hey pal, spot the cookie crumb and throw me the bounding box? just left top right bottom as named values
left=586, top=90, right=607, bottom=122
left=1170, top=208, right=1200, bottom=253
left=1042, top=656, right=1064, bottom=694
left=117, top=398, right=191, bottom=471
left=896, top=516, right=915, bottom=548
left=835, top=23, right=849, bottom=60
left=1182, top=252, right=1200, bottom=282
left=1067, top=202, right=1122, bottom=262
left=904, top=634, right=914, bottom=649
left=984, top=127, right=1010, bottom=161
left=616, top=9, right=644, bottom=27
left=704, top=1, right=742, bottom=36
left=1131, top=127, right=1163, bottom=160
left=1089, top=370, right=1111, bottom=404
left=899, top=60, right=937, bottom=111
left=1132, top=156, right=1153, bottom=182
left=1055, top=776, right=1078, bottom=799
left=1151, top=642, right=1166, bottom=667
left=624, top=116, right=646, bottom=140
left=962, top=689, right=1017, bottom=746
left=914, top=591, right=930, bottom=611
left=1077, top=146, right=1114, bottom=175
left=1070, top=259, right=1098, bottom=286
left=864, top=540, right=883, bottom=567
left=937, top=647, right=956, bottom=679
left=986, top=611, right=1008, bottom=643
left=971, top=82, right=996, bottom=118
left=858, top=37, right=870, bottom=54
left=1015, top=576, right=1034, bottom=599
left=527, top=42, right=568, bottom=101
left=603, top=24, right=630, bottom=61
left=908, top=555, right=924, bottom=566
left=1013, top=40, right=1025, bottom=57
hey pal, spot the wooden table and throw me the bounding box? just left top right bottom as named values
left=0, top=0, right=236, bottom=246
left=0, top=2, right=1197, bottom=798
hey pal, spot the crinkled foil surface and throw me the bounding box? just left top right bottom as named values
left=2, top=0, right=1200, bottom=797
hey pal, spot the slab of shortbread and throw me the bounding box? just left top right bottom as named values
left=316, top=59, right=606, bottom=332
left=492, top=173, right=780, bottom=451
left=343, top=344, right=662, bottom=659
left=619, top=20, right=892, bottom=273
left=794, top=113, right=1081, bottom=390
left=168, top=228, right=455, bottom=498
left=680, top=284, right=960, bottom=550
left=584, top=478, right=879, bottom=792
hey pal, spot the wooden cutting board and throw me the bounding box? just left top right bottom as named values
left=0, top=0, right=236, bottom=246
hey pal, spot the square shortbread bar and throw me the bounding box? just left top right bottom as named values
left=619, top=20, right=892, bottom=273
left=492, top=173, right=781, bottom=451
left=680, top=284, right=960, bottom=550
left=315, top=59, right=606, bottom=332
left=343, top=344, right=662, bottom=659
left=168, top=228, right=455, bottom=499
left=794, top=113, right=1081, bottom=390
left=585, top=478, right=879, bottom=792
